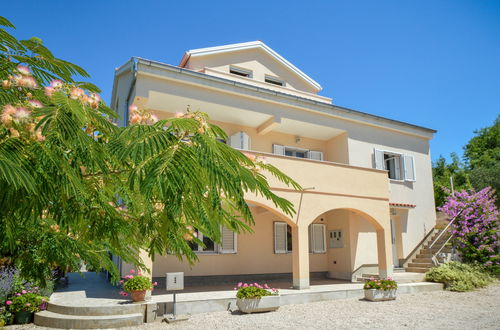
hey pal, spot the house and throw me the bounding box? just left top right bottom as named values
left=110, top=41, right=437, bottom=289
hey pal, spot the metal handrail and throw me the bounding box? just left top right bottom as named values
left=429, top=209, right=464, bottom=265
left=428, top=209, right=464, bottom=250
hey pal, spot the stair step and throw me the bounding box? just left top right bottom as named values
left=412, top=258, right=432, bottom=263
left=408, top=262, right=432, bottom=268
left=47, top=301, right=144, bottom=316
left=405, top=267, right=431, bottom=273
left=35, top=310, right=143, bottom=329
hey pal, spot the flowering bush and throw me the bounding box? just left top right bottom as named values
left=363, top=277, right=397, bottom=291
left=426, top=261, right=494, bottom=292
left=119, top=270, right=157, bottom=296
left=0, top=267, right=18, bottom=302
left=234, top=282, right=279, bottom=299
left=7, top=292, right=47, bottom=313
left=439, top=187, right=499, bottom=274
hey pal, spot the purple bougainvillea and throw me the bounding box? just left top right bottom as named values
left=439, top=187, right=499, bottom=273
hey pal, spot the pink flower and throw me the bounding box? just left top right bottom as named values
left=153, top=282, right=158, bottom=286
left=25, top=303, right=31, bottom=307
left=21, top=290, right=27, bottom=294
left=28, top=99, right=43, bottom=108
left=237, top=282, right=243, bottom=288
left=129, top=269, right=135, bottom=274
left=17, top=65, right=31, bottom=75
left=119, top=280, right=124, bottom=284
left=124, top=275, right=133, bottom=279
left=264, top=284, right=269, bottom=289
left=5, top=300, right=12, bottom=305
left=45, top=86, right=55, bottom=97
left=119, top=291, right=128, bottom=297
left=10, top=128, right=20, bottom=137
left=14, top=107, right=31, bottom=120
left=129, top=114, right=141, bottom=124
left=3, top=104, right=17, bottom=115
left=50, top=80, right=63, bottom=88
left=233, top=287, right=237, bottom=290
left=128, top=104, right=138, bottom=113
left=16, top=293, right=21, bottom=296
left=70, top=88, right=84, bottom=100
left=243, top=283, right=248, bottom=287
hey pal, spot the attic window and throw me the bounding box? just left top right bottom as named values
left=229, top=66, right=252, bottom=78
left=265, top=75, right=285, bottom=87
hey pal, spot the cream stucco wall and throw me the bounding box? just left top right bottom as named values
left=185, top=49, right=318, bottom=94
left=152, top=208, right=327, bottom=277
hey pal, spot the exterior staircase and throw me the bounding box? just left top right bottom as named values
left=34, top=301, right=145, bottom=329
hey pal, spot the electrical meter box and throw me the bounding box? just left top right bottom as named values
left=329, top=230, right=343, bottom=248
left=166, top=272, right=184, bottom=291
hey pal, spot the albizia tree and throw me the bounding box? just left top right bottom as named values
left=0, top=16, right=300, bottom=284
left=439, top=187, right=499, bottom=273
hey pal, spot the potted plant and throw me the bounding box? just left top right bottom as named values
left=235, top=282, right=280, bottom=314
left=119, top=270, right=155, bottom=302
left=363, top=277, right=398, bottom=301
left=8, top=292, right=48, bottom=324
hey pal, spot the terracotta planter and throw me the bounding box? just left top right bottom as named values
left=236, top=295, right=280, bottom=313
left=364, top=289, right=397, bottom=301
left=15, top=311, right=33, bottom=324
left=130, top=290, right=147, bottom=302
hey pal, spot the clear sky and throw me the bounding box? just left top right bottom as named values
left=3, top=0, right=499, bottom=162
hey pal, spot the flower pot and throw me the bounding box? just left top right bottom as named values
left=236, top=295, right=280, bottom=313
left=130, top=290, right=147, bottom=302
left=364, top=289, right=397, bottom=301
left=15, top=311, right=33, bottom=324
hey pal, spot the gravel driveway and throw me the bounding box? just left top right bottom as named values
left=152, top=284, right=500, bottom=330
left=9, top=284, right=500, bottom=329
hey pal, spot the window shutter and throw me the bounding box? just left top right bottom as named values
left=274, top=222, right=287, bottom=253
left=311, top=224, right=326, bottom=253
left=403, top=155, right=416, bottom=181
left=230, top=132, right=250, bottom=150
left=374, top=149, right=385, bottom=170
left=307, top=150, right=323, bottom=161
left=273, top=144, right=285, bottom=156
left=394, top=156, right=402, bottom=180
left=220, top=226, right=237, bottom=253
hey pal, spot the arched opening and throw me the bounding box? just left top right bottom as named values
left=307, top=207, right=392, bottom=282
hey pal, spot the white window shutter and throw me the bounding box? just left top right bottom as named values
left=374, top=148, right=385, bottom=170
left=307, top=150, right=323, bottom=161
left=311, top=224, right=326, bottom=253
left=220, top=226, right=237, bottom=253
left=230, top=132, right=250, bottom=150
left=273, top=144, right=285, bottom=156
left=404, top=155, right=416, bottom=181
left=394, top=156, right=402, bottom=180
left=274, top=222, right=287, bottom=253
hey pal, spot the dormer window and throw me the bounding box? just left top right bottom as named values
left=265, top=75, right=285, bottom=87
left=229, top=66, right=252, bottom=78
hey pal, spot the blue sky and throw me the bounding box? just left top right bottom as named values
left=3, top=0, right=499, bottom=162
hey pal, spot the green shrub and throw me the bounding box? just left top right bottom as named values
left=426, top=261, right=494, bottom=292
left=236, top=286, right=272, bottom=299
left=8, top=292, right=48, bottom=313
left=123, top=276, right=153, bottom=292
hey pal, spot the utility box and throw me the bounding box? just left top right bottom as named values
left=329, top=230, right=343, bottom=248
left=166, top=272, right=184, bottom=291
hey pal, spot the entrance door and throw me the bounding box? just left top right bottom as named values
left=390, top=218, right=399, bottom=268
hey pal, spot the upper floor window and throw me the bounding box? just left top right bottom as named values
left=230, top=66, right=252, bottom=78
left=265, top=75, right=285, bottom=87
left=374, top=149, right=416, bottom=182
left=273, top=144, right=323, bottom=161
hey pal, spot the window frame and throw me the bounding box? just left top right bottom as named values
left=265, top=75, right=285, bottom=87
left=274, top=221, right=292, bottom=254
left=189, top=227, right=237, bottom=254
left=229, top=66, right=253, bottom=78
left=309, top=223, right=327, bottom=254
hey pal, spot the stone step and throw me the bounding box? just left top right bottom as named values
left=47, top=302, right=144, bottom=316
left=408, top=262, right=432, bottom=268
left=405, top=267, right=431, bottom=273
left=416, top=253, right=433, bottom=258
left=34, top=310, right=144, bottom=329
left=412, top=257, right=432, bottom=263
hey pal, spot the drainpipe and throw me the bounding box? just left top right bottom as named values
left=124, top=58, right=138, bottom=127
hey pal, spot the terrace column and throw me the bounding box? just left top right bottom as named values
left=292, top=224, right=310, bottom=289
left=376, top=227, right=393, bottom=278
left=139, top=249, right=153, bottom=280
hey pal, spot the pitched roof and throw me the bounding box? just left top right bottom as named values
left=179, top=41, right=322, bottom=92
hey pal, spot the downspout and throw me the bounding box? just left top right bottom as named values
left=124, top=58, right=138, bottom=127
